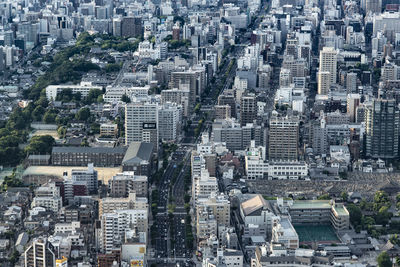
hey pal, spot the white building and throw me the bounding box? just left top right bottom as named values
left=158, top=102, right=182, bottom=141
left=193, top=169, right=219, bottom=205
left=125, top=97, right=158, bottom=146
left=45, top=82, right=102, bottom=100
left=31, top=183, right=62, bottom=213
left=71, top=163, right=98, bottom=193
left=271, top=218, right=299, bottom=249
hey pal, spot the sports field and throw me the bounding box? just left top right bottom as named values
left=294, top=225, right=339, bottom=242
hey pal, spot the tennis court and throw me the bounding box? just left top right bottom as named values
left=294, top=225, right=339, bottom=243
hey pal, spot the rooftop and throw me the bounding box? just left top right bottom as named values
left=291, top=200, right=332, bottom=210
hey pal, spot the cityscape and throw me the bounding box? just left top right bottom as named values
left=0, top=0, right=399, bottom=266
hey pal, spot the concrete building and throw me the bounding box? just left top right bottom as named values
left=108, top=172, right=148, bottom=198
left=192, top=169, right=218, bottom=205
left=71, top=163, right=98, bottom=194
left=45, top=83, right=102, bottom=100
left=125, top=99, right=158, bottom=150
left=24, top=238, right=56, bottom=267
left=271, top=218, right=299, bottom=249
left=197, top=192, right=231, bottom=226
left=289, top=200, right=349, bottom=230
left=319, top=47, right=337, bottom=84
left=347, top=94, right=360, bottom=123
left=31, top=183, right=62, bottom=213
left=240, top=94, right=257, bottom=126
left=268, top=114, right=299, bottom=161
left=99, top=192, right=148, bottom=217
left=51, top=147, right=126, bottom=167
left=100, top=123, right=118, bottom=137
left=365, top=99, right=400, bottom=159
left=317, top=71, right=331, bottom=95
left=215, top=105, right=231, bottom=120
left=158, top=102, right=182, bottom=141
left=121, top=142, right=154, bottom=176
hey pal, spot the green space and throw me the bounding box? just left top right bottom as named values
left=294, top=225, right=339, bottom=243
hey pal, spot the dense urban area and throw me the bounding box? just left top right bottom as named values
left=1, top=0, right=400, bottom=266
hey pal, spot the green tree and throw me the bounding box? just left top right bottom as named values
left=43, top=109, right=58, bottom=124
left=377, top=251, right=392, bottom=267
left=25, top=135, right=55, bottom=155
left=75, top=107, right=91, bottom=121
left=346, top=204, right=362, bottom=226
left=341, top=191, right=348, bottom=202
left=121, top=94, right=131, bottom=103
left=32, top=106, right=45, bottom=121
left=317, top=194, right=330, bottom=200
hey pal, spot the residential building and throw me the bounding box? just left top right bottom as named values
left=268, top=114, right=299, bottom=161
left=365, top=98, right=400, bottom=159
left=99, top=192, right=148, bottom=217
left=319, top=47, right=337, bottom=84
left=24, top=238, right=56, bottom=267
left=108, top=172, right=148, bottom=198
left=71, top=163, right=98, bottom=194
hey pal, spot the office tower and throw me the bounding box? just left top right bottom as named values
left=121, top=17, right=142, bottom=37
left=25, top=238, right=56, bottom=267
left=347, top=94, right=360, bottom=123
left=158, top=102, right=182, bottom=141
left=366, top=99, right=400, bottom=159
left=346, top=72, right=358, bottom=93
left=0, top=47, right=4, bottom=71
left=268, top=114, right=299, bottom=161
left=125, top=99, right=158, bottom=150
left=240, top=94, right=257, bottom=126
left=71, top=163, right=98, bottom=194
left=317, top=71, right=331, bottom=95
left=366, top=0, right=381, bottom=14
left=4, top=30, right=13, bottom=46
left=108, top=172, right=148, bottom=198
left=319, top=47, right=337, bottom=84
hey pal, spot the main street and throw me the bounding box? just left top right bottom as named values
left=152, top=1, right=271, bottom=264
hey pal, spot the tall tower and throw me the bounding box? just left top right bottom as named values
left=125, top=98, right=158, bottom=151
left=268, top=114, right=299, bottom=161
left=366, top=99, right=400, bottom=159
left=319, top=47, right=337, bottom=85
left=366, top=0, right=382, bottom=14
left=347, top=93, right=361, bottom=123
left=240, top=94, right=257, bottom=126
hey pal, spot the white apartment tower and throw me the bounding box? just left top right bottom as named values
left=125, top=98, right=158, bottom=149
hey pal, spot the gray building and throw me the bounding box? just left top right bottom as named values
left=51, top=147, right=126, bottom=167
left=122, top=142, right=154, bottom=176
left=366, top=99, right=400, bottom=159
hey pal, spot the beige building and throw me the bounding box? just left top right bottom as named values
left=319, top=47, right=337, bottom=84
left=108, top=172, right=148, bottom=197
left=99, top=192, right=148, bottom=217
left=197, top=193, right=230, bottom=226
left=100, top=123, right=118, bottom=137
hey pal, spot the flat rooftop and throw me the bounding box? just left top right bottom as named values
left=333, top=204, right=349, bottom=216
left=291, top=200, right=332, bottom=210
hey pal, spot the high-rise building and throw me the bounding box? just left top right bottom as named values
left=158, top=102, right=182, bottom=141
left=347, top=94, right=361, bottom=123
left=121, top=17, right=142, bottom=37
left=240, top=94, right=257, bottom=126
left=25, top=238, right=56, bottom=267
left=346, top=72, right=358, bottom=93
left=317, top=71, right=331, bottom=95
left=268, top=114, right=299, bottom=161
left=218, top=91, right=237, bottom=118
left=125, top=98, right=158, bottom=151
left=319, top=47, right=337, bottom=84
left=366, top=99, right=400, bottom=159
